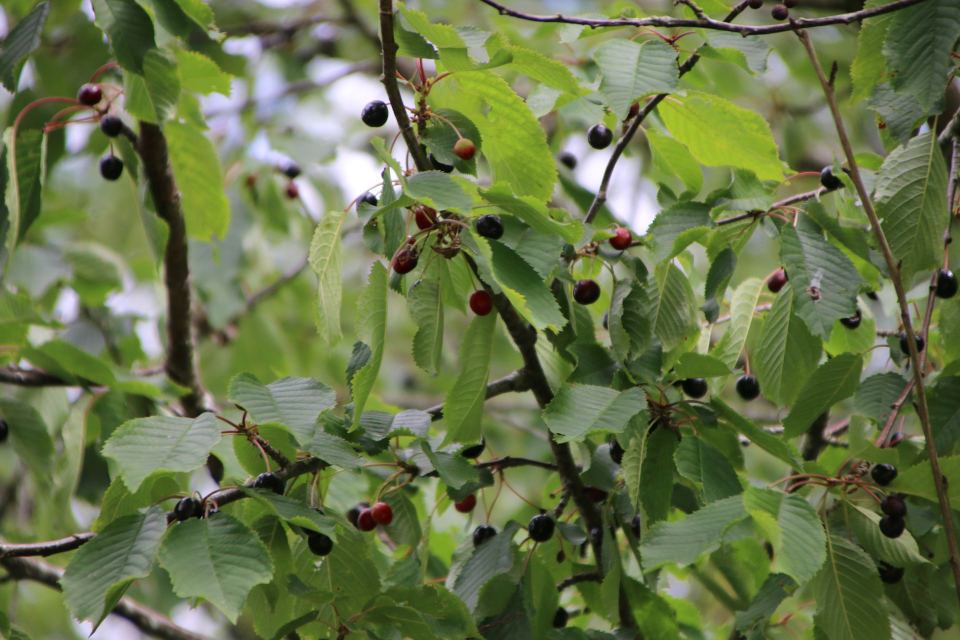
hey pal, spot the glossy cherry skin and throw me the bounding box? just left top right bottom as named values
left=610, top=227, right=632, bottom=250
left=454, top=138, right=476, bottom=160
left=473, top=525, right=497, bottom=547
left=573, top=279, right=601, bottom=305
left=470, top=290, right=494, bottom=316
left=587, top=124, right=613, bottom=150
left=307, top=531, right=333, bottom=556
left=371, top=502, right=393, bottom=526
left=361, top=100, right=389, bottom=127
left=681, top=378, right=708, bottom=399
left=356, top=508, right=377, bottom=531
left=768, top=268, right=788, bottom=293
left=528, top=514, right=555, bottom=542
left=454, top=494, right=477, bottom=513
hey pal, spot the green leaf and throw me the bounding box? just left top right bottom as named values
left=850, top=0, right=894, bottom=103
left=478, top=184, right=582, bottom=243
left=165, top=120, right=229, bottom=241
left=502, top=44, right=581, bottom=95
left=303, top=431, right=361, bottom=470
left=102, top=413, right=220, bottom=491
left=91, top=0, right=156, bottom=74
left=813, top=535, right=891, bottom=640
left=3, top=127, right=45, bottom=248
left=239, top=487, right=338, bottom=536
left=781, top=354, right=863, bottom=438
left=711, top=397, right=801, bottom=468
left=159, top=514, right=274, bottom=622
left=883, top=0, right=960, bottom=113
left=735, top=574, right=796, bottom=640
left=647, top=128, right=703, bottom=197
left=62, top=506, right=166, bottom=627
left=650, top=263, right=699, bottom=352
left=647, top=201, right=714, bottom=262
left=780, top=214, right=863, bottom=340
left=404, top=171, right=473, bottom=213
left=382, top=490, right=421, bottom=548
left=867, top=83, right=925, bottom=146
left=309, top=210, right=345, bottom=347
left=408, top=278, right=444, bottom=375
left=609, top=279, right=652, bottom=363
left=701, top=31, right=770, bottom=75
left=854, top=372, right=908, bottom=425
left=641, top=495, right=749, bottom=569
left=441, top=312, right=496, bottom=446
left=753, top=287, right=822, bottom=407
left=743, top=488, right=825, bottom=583
left=422, top=442, right=479, bottom=489
left=848, top=506, right=929, bottom=567
left=123, top=49, right=180, bottom=124
left=228, top=373, right=336, bottom=445
left=930, top=377, right=960, bottom=455
left=875, top=131, right=948, bottom=286
left=421, top=109, right=482, bottom=176
left=174, top=49, right=231, bottom=96
left=634, top=425, right=678, bottom=523
left=675, top=353, right=732, bottom=378
left=440, top=70, right=556, bottom=201
left=674, top=436, right=741, bottom=503
left=309, top=526, right=381, bottom=617
left=400, top=6, right=465, bottom=47
left=710, top=277, right=763, bottom=378
left=92, top=474, right=179, bottom=531
left=0, top=2, right=49, bottom=92
left=542, top=384, right=646, bottom=443
left=660, top=91, right=784, bottom=181
left=350, top=263, right=388, bottom=429
left=889, top=455, right=960, bottom=504
left=595, top=39, right=678, bottom=120
left=487, top=239, right=566, bottom=331
left=452, top=520, right=520, bottom=612
left=358, top=409, right=431, bottom=439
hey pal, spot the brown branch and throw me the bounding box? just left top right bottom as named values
left=425, top=369, right=532, bottom=420
left=0, top=533, right=95, bottom=559
left=474, top=456, right=557, bottom=471
left=801, top=411, right=830, bottom=461
left=0, top=556, right=212, bottom=640
left=798, top=28, right=960, bottom=610
left=378, top=0, right=431, bottom=172
left=557, top=571, right=601, bottom=591
left=0, top=366, right=70, bottom=387
left=137, top=123, right=209, bottom=418
left=476, top=0, right=928, bottom=35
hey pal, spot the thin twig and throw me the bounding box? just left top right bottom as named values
left=474, top=456, right=558, bottom=471
left=0, top=533, right=95, bottom=559
left=557, top=571, right=601, bottom=591
left=425, top=369, right=532, bottom=420
left=798, top=28, right=960, bottom=610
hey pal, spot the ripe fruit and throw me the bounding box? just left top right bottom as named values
left=552, top=607, right=569, bottom=629
left=461, top=438, right=485, bottom=459
left=371, top=502, right=393, bottom=526
left=393, top=249, right=419, bottom=275
left=0, top=420, right=8, bottom=443
left=430, top=153, right=454, bottom=173
left=307, top=531, right=333, bottom=556
left=99, top=115, right=123, bottom=137
left=357, top=508, right=377, bottom=531
left=840, top=308, right=862, bottom=330
left=881, top=495, right=907, bottom=518
left=470, top=290, right=494, bottom=316
left=628, top=101, right=640, bottom=119
left=454, top=494, right=477, bottom=513
left=878, top=561, right=905, bottom=584
left=558, top=152, right=577, bottom=170
left=359, top=192, right=378, bottom=207
left=879, top=515, right=905, bottom=539
left=414, top=206, right=436, bottom=230
left=528, top=514, right=556, bottom=542
left=174, top=497, right=201, bottom=521
left=361, top=100, right=389, bottom=127
left=768, top=268, right=788, bottom=293
left=78, top=84, right=102, bottom=106
left=347, top=506, right=364, bottom=528
left=735, top=375, right=761, bottom=401
left=609, top=439, right=625, bottom=465
left=282, top=162, right=301, bottom=179
left=820, top=166, right=843, bottom=190
left=476, top=214, right=504, bottom=239
left=99, top=155, right=124, bottom=181
left=899, top=333, right=924, bottom=356
left=587, top=124, right=613, bottom=150
left=771, top=4, right=790, bottom=19
left=610, top=227, right=632, bottom=250
left=630, top=514, right=641, bottom=539
left=573, top=279, right=601, bottom=305
left=681, top=378, right=708, bottom=399
left=784, top=0, right=798, bottom=7
left=454, top=138, right=476, bottom=161
left=602, top=309, right=609, bottom=330
left=748, top=0, right=763, bottom=8
left=585, top=486, right=608, bottom=503
left=872, top=464, right=898, bottom=486
left=936, top=270, right=958, bottom=299
left=473, top=525, right=497, bottom=547
left=253, top=472, right=285, bottom=495
left=285, top=181, right=299, bottom=199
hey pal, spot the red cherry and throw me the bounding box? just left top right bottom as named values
left=371, top=502, right=393, bottom=526
left=285, top=181, right=299, bottom=199
left=454, top=494, right=477, bottom=513
left=78, top=84, right=102, bottom=106
left=585, top=486, right=608, bottom=502
left=393, top=249, right=419, bottom=275
left=414, top=206, right=436, bottom=230
left=610, top=227, right=632, bottom=250
left=470, top=290, right=493, bottom=316
left=454, top=138, right=476, bottom=161
left=628, top=102, right=640, bottom=119
left=357, top=508, right=376, bottom=531
left=767, top=268, right=788, bottom=293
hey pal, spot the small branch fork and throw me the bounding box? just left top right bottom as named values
left=475, top=0, right=928, bottom=35
left=797, top=28, right=960, bottom=610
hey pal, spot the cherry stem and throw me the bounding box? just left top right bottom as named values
left=426, top=111, right=464, bottom=140
left=89, top=62, right=119, bottom=83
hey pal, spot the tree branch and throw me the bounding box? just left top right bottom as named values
left=378, top=0, right=431, bottom=172
left=0, top=556, right=213, bottom=640
left=425, top=369, right=532, bottom=420
left=0, top=533, right=95, bottom=559
left=0, top=366, right=70, bottom=387
left=137, top=123, right=209, bottom=418
left=798, top=28, right=960, bottom=610
left=474, top=456, right=557, bottom=471
left=556, top=571, right=601, bottom=591
left=476, top=0, right=928, bottom=35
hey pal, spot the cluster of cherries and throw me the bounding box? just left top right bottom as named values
left=77, top=84, right=126, bottom=181
left=361, top=99, right=476, bottom=164
left=870, top=463, right=909, bottom=584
